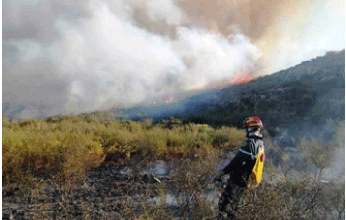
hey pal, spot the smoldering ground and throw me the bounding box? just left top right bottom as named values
left=3, top=0, right=344, bottom=119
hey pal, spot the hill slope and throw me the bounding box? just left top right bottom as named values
left=119, top=50, right=344, bottom=130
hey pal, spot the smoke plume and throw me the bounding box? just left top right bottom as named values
left=3, top=0, right=344, bottom=118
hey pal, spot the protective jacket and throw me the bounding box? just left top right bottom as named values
left=220, top=131, right=265, bottom=187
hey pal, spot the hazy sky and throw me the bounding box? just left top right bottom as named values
left=3, top=0, right=345, bottom=117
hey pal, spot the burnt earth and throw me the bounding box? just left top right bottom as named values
left=2, top=162, right=169, bottom=220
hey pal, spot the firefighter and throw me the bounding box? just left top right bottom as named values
left=215, top=116, right=265, bottom=219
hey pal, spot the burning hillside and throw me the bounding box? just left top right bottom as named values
left=233, top=74, right=252, bottom=84
left=3, top=0, right=343, bottom=120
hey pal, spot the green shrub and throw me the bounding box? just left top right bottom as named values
left=3, top=118, right=105, bottom=183
left=2, top=116, right=245, bottom=184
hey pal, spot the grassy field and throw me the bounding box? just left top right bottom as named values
left=2, top=116, right=345, bottom=219
left=3, top=116, right=244, bottom=183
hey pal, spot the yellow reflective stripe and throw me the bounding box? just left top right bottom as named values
left=249, top=123, right=262, bottom=126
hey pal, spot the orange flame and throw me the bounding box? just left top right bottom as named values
left=233, top=74, right=252, bottom=84
left=164, top=96, right=174, bottom=103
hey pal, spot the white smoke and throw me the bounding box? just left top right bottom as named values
left=173, top=27, right=261, bottom=89
left=3, top=0, right=261, bottom=117
left=146, top=0, right=184, bottom=25
left=257, top=0, right=345, bottom=75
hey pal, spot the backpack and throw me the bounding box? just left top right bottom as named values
left=248, top=148, right=265, bottom=188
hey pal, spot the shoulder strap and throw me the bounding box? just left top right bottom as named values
left=239, top=139, right=258, bottom=159
left=239, top=148, right=256, bottom=159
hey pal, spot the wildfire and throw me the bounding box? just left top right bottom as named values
left=144, top=94, right=175, bottom=105
left=233, top=74, right=252, bottom=84
left=164, top=96, right=174, bottom=103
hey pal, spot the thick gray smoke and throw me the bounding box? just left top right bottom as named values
left=3, top=0, right=344, bottom=118
left=3, top=0, right=262, bottom=117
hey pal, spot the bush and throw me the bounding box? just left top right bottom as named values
left=3, top=118, right=105, bottom=183
left=2, top=117, right=244, bottom=184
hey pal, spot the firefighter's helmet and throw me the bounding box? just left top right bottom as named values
left=243, top=116, right=264, bottom=129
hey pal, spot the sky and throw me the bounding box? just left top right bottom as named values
left=2, top=0, right=345, bottom=118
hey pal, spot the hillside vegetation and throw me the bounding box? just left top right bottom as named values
left=182, top=50, right=345, bottom=129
